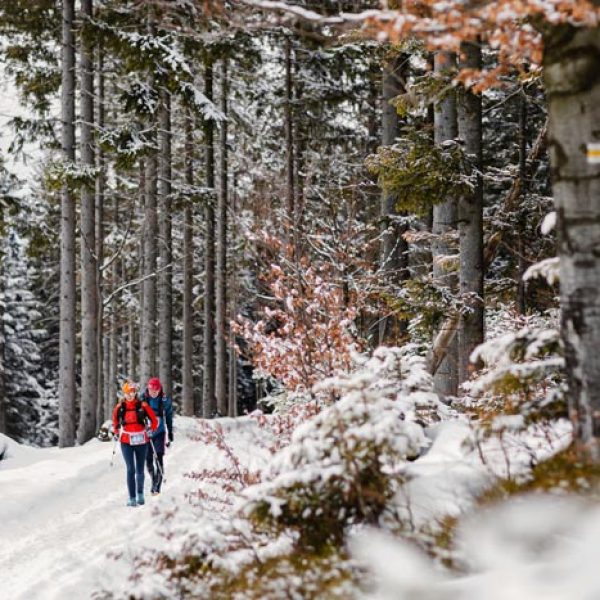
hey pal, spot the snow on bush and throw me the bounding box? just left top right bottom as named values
left=241, top=347, right=444, bottom=550
left=461, top=308, right=567, bottom=449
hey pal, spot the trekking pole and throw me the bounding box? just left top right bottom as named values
left=148, top=436, right=166, bottom=485
left=110, top=429, right=120, bottom=467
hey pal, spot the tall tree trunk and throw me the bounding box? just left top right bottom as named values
left=379, top=51, right=409, bottom=345
left=78, top=0, right=98, bottom=443
left=202, top=59, right=217, bottom=418
left=543, top=24, right=600, bottom=458
left=141, top=150, right=158, bottom=387
left=284, top=36, right=295, bottom=226
left=182, top=113, right=195, bottom=416
left=107, top=192, right=119, bottom=417
left=128, top=318, right=136, bottom=382
left=59, top=0, right=77, bottom=447
left=0, top=265, right=5, bottom=435
left=432, top=51, right=459, bottom=398
left=96, top=43, right=106, bottom=424
left=216, top=59, right=229, bottom=416
left=158, top=90, right=173, bottom=396
left=516, top=92, right=528, bottom=314
left=228, top=172, right=239, bottom=417
left=457, top=40, right=484, bottom=386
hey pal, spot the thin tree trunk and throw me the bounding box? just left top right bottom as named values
left=158, top=90, right=173, bottom=396
left=0, top=264, right=5, bottom=434
left=140, top=8, right=158, bottom=389
left=544, top=25, right=600, bottom=458
left=284, top=36, right=295, bottom=225
left=78, top=0, right=98, bottom=443
left=182, top=113, right=195, bottom=416
left=432, top=51, right=459, bottom=398
left=516, top=92, right=528, bottom=314
left=457, top=40, right=484, bottom=386
left=228, top=172, right=239, bottom=417
left=129, top=318, right=136, bottom=382
left=108, top=194, right=119, bottom=416
left=59, top=0, right=77, bottom=447
left=216, top=59, right=229, bottom=416
left=428, top=121, right=547, bottom=376
left=96, top=43, right=106, bottom=424
left=202, top=59, right=217, bottom=418
left=141, top=150, right=158, bottom=387
left=379, top=51, right=409, bottom=345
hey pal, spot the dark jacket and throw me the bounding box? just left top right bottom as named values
left=140, top=390, right=174, bottom=441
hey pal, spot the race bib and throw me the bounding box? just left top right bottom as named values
left=129, top=432, right=146, bottom=446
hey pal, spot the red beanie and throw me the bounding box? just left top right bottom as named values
left=148, top=377, right=162, bottom=390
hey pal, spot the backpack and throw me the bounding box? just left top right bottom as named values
left=117, top=399, right=148, bottom=428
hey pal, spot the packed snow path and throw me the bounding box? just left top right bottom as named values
left=0, top=417, right=271, bottom=600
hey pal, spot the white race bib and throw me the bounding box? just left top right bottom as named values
left=129, top=432, right=146, bottom=446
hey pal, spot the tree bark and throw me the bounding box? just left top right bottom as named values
left=202, top=59, right=217, bottom=418
left=516, top=92, right=528, bottom=314
left=0, top=263, right=5, bottom=435
left=432, top=51, right=459, bottom=398
left=96, top=41, right=106, bottom=424
left=379, top=51, right=409, bottom=345
left=284, top=36, right=295, bottom=226
left=182, top=113, right=195, bottom=416
left=158, top=90, right=173, bottom=397
left=78, top=0, right=98, bottom=443
left=427, top=121, right=547, bottom=376
left=544, top=24, right=600, bottom=458
left=457, top=40, right=484, bottom=386
left=216, top=59, right=229, bottom=416
left=59, top=0, right=77, bottom=447
left=141, top=150, right=158, bottom=387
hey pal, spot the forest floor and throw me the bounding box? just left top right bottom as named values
left=0, top=411, right=582, bottom=600
left=0, top=417, right=271, bottom=600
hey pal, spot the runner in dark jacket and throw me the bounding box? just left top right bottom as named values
left=112, top=381, right=158, bottom=507
left=140, top=377, right=174, bottom=495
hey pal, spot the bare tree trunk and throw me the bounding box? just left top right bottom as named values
left=428, top=121, right=547, bottom=376
left=228, top=172, right=239, bottom=417
left=216, top=59, right=229, bottom=416
left=158, top=90, right=173, bottom=396
left=96, top=43, right=106, bottom=424
left=202, top=59, right=217, bottom=418
left=544, top=25, right=600, bottom=458
left=432, top=51, right=458, bottom=398
left=457, top=40, right=484, bottom=386
left=516, top=92, right=528, bottom=314
left=182, top=113, right=195, bottom=416
left=128, top=318, right=136, bottom=382
left=78, top=0, right=98, bottom=443
left=0, top=264, right=5, bottom=434
left=141, top=149, right=158, bottom=387
left=59, top=0, right=77, bottom=447
left=379, top=51, right=409, bottom=345
left=107, top=194, right=119, bottom=416
left=284, top=36, right=295, bottom=225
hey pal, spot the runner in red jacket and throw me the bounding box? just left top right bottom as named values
left=112, top=381, right=159, bottom=507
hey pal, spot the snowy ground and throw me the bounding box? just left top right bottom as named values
left=0, top=411, right=583, bottom=600
left=0, top=417, right=272, bottom=600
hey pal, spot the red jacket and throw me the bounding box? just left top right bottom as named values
left=112, top=398, right=158, bottom=445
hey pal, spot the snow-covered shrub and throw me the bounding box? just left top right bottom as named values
left=465, top=310, right=566, bottom=429
left=241, top=347, right=432, bottom=550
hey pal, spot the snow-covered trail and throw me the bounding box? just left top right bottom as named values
left=0, top=416, right=271, bottom=600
